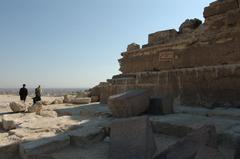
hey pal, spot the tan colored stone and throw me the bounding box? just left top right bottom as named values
left=51, top=98, right=64, bottom=104
left=9, top=101, right=28, bottom=112
left=28, top=102, right=43, bottom=114
left=72, top=97, right=91, bottom=104
left=39, top=110, right=58, bottom=118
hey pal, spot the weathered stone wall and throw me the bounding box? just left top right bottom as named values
left=98, top=0, right=240, bottom=108
left=101, top=64, right=240, bottom=108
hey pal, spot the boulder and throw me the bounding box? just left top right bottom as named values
left=51, top=98, right=64, bottom=105
left=39, top=110, right=58, bottom=118
left=179, top=18, right=202, bottom=33
left=63, top=95, right=75, bottom=103
left=154, top=125, right=218, bottom=159
left=108, top=90, right=149, bottom=118
left=28, top=102, right=43, bottom=114
left=42, top=101, right=51, bottom=106
left=110, top=116, right=156, bottom=159
left=2, top=115, right=17, bottom=130
left=72, top=97, right=91, bottom=104
left=9, top=101, right=28, bottom=113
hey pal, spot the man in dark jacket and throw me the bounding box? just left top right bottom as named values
left=19, top=84, right=28, bottom=102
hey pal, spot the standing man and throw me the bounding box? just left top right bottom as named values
left=19, top=84, right=28, bottom=102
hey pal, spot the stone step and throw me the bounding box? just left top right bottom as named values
left=34, top=134, right=179, bottom=159
left=19, top=134, right=70, bottom=159
left=174, top=105, right=240, bottom=120
left=150, top=114, right=240, bottom=149
left=37, top=142, right=109, bottom=159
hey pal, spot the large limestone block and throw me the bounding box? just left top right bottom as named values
left=2, top=113, right=24, bottom=130
left=9, top=101, right=28, bottom=112
left=51, top=98, right=64, bottom=105
left=2, top=115, right=17, bottom=130
left=154, top=125, right=217, bottom=159
left=63, top=95, right=75, bottom=103
left=19, top=134, right=70, bottom=159
left=72, top=97, right=91, bottom=104
left=108, top=90, right=149, bottom=117
left=110, top=116, right=156, bottom=159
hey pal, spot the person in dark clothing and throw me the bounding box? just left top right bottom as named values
left=19, top=84, right=28, bottom=102
left=33, top=85, right=42, bottom=104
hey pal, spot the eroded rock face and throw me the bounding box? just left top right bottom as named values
left=108, top=90, right=149, bottom=118
left=9, top=101, right=29, bottom=112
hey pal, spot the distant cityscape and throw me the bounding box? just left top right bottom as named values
left=0, top=88, right=89, bottom=97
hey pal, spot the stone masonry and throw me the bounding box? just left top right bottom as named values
left=98, top=0, right=240, bottom=108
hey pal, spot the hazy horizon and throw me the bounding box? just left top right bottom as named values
left=0, top=0, right=214, bottom=88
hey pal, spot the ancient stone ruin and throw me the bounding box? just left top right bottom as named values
left=98, top=0, right=240, bottom=109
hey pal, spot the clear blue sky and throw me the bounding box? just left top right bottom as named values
left=0, top=0, right=213, bottom=88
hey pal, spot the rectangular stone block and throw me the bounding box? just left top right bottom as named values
left=108, top=90, right=149, bottom=117
left=19, top=134, right=70, bottom=159
left=110, top=116, right=156, bottom=159
left=148, top=29, right=177, bottom=45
